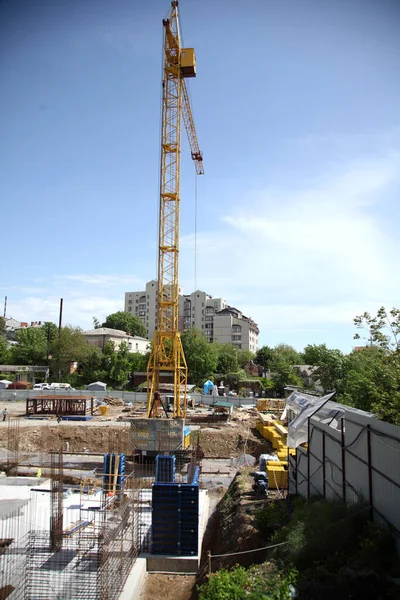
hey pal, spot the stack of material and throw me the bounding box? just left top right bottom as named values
left=104, top=397, right=124, bottom=406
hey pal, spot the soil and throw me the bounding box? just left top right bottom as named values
left=139, top=574, right=196, bottom=600
left=0, top=401, right=271, bottom=458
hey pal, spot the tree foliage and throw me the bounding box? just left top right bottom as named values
left=181, top=329, right=218, bottom=386
left=215, top=343, right=239, bottom=374
left=102, top=311, right=146, bottom=338
left=255, top=345, right=275, bottom=372
left=11, top=327, right=48, bottom=365
left=302, top=344, right=345, bottom=391
left=236, top=349, right=256, bottom=369
left=354, top=306, right=400, bottom=350
left=0, top=335, right=10, bottom=364
left=49, top=326, right=92, bottom=380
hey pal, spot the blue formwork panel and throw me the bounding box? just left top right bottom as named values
left=155, top=454, right=176, bottom=483
left=152, top=482, right=199, bottom=555
left=103, top=453, right=126, bottom=495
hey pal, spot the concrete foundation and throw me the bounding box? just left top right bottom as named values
left=118, top=558, right=147, bottom=600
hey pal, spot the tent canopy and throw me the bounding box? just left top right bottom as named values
left=87, top=381, right=107, bottom=391
left=203, top=380, right=214, bottom=394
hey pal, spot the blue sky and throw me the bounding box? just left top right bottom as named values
left=1, top=0, right=399, bottom=352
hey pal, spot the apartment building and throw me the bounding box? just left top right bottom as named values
left=125, top=280, right=183, bottom=340
left=124, top=281, right=259, bottom=351
left=213, top=306, right=259, bottom=352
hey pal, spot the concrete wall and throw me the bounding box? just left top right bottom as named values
left=289, top=408, right=400, bottom=537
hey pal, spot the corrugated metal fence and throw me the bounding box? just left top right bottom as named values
left=289, top=408, right=400, bottom=538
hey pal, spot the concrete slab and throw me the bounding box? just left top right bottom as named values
left=118, top=557, right=147, bottom=600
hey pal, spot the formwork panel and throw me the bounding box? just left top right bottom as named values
left=129, top=419, right=185, bottom=452
left=152, top=483, right=199, bottom=555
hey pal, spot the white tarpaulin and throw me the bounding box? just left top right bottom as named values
left=286, top=390, right=343, bottom=448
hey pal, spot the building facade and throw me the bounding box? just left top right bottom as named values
left=83, top=328, right=150, bottom=354
left=124, top=282, right=259, bottom=352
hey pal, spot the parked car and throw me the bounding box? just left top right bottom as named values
left=33, top=383, right=51, bottom=391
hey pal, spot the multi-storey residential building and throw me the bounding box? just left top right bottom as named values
left=124, top=282, right=259, bottom=351
left=213, top=306, right=259, bottom=352
left=179, top=290, right=227, bottom=335
left=125, top=280, right=183, bottom=340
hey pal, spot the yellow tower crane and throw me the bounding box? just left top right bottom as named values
left=146, top=1, right=203, bottom=420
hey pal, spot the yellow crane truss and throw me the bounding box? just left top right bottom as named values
left=147, top=1, right=203, bottom=419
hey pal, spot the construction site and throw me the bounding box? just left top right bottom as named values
left=0, top=393, right=290, bottom=600
left=2, top=1, right=400, bottom=599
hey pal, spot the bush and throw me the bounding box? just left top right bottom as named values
left=198, top=564, right=297, bottom=600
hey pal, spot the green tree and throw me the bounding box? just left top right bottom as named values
left=255, top=345, right=275, bottom=372
left=11, top=327, right=47, bottom=365
left=354, top=306, right=400, bottom=350
left=102, top=311, right=146, bottom=338
left=215, top=343, right=239, bottom=374
left=71, top=345, right=107, bottom=387
left=302, top=344, right=345, bottom=391
left=351, top=307, right=400, bottom=423
left=236, top=349, right=256, bottom=369
left=103, top=341, right=132, bottom=389
left=0, top=317, right=5, bottom=337
left=273, top=343, right=301, bottom=365
left=337, top=347, right=400, bottom=423
left=129, top=351, right=150, bottom=373
left=270, top=353, right=303, bottom=395
left=49, top=326, right=92, bottom=380
left=181, top=329, right=218, bottom=386
left=0, top=335, right=10, bottom=364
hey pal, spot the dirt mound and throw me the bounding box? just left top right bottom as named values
left=0, top=423, right=130, bottom=454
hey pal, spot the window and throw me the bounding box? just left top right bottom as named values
left=128, top=307, right=132, bottom=312
left=128, top=300, right=132, bottom=305
left=232, top=334, right=241, bottom=341
left=139, top=311, right=145, bottom=316
left=201, top=324, right=204, bottom=329
left=136, top=299, right=139, bottom=304
left=202, top=302, right=204, bottom=307
left=139, top=304, right=146, bottom=309
left=205, top=323, right=213, bottom=329
left=205, top=307, right=214, bottom=314
left=205, top=316, right=213, bottom=322
left=232, top=325, right=241, bottom=333
left=140, top=295, right=146, bottom=302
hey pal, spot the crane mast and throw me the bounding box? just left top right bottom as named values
left=147, top=1, right=203, bottom=419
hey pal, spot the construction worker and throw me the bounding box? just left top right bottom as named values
left=2, top=408, right=7, bottom=422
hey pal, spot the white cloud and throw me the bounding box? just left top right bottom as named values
left=179, top=147, right=400, bottom=346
